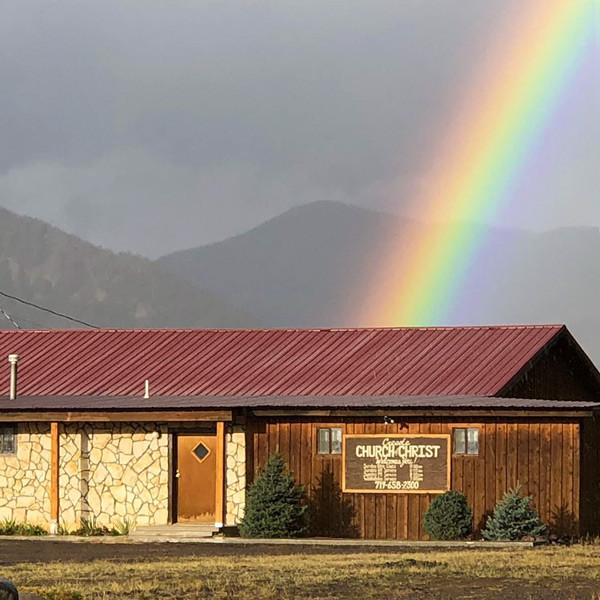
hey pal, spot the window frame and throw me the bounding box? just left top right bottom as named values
left=0, top=424, right=17, bottom=456
left=452, top=427, right=480, bottom=457
left=317, top=427, right=343, bottom=455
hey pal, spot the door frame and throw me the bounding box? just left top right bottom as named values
left=169, top=422, right=226, bottom=527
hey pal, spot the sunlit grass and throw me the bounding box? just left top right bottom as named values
left=5, top=546, right=600, bottom=599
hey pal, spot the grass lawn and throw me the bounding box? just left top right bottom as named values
left=3, top=542, right=600, bottom=599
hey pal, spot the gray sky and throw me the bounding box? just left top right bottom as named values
left=1, top=0, right=599, bottom=258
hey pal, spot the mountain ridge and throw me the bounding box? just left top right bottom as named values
left=159, top=200, right=600, bottom=363
left=0, top=205, right=258, bottom=330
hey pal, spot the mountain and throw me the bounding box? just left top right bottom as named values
left=159, top=200, right=600, bottom=363
left=161, top=201, right=394, bottom=330
left=0, top=206, right=258, bottom=330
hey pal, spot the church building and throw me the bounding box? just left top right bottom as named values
left=0, top=325, right=599, bottom=539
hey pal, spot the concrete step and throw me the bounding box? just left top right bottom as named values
left=129, top=524, right=219, bottom=539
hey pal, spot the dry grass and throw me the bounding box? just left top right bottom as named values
left=5, top=545, right=600, bottom=599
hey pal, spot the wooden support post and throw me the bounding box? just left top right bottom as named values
left=167, top=432, right=174, bottom=525
left=50, top=422, right=60, bottom=534
left=215, top=421, right=225, bottom=528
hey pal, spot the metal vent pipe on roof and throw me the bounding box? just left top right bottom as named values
left=8, top=354, right=19, bottom=400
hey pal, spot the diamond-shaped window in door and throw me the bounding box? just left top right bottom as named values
left=192, top=442, right=211, bottom=464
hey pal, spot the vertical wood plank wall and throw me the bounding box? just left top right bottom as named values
left=580, top=418, right=600, bottom=535
left=504, top=336, right=600, bottom=401
left=247, top=416, right=582, bottom=540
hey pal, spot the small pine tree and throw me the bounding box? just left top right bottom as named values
left=422, top=490, right=473, bottom=540
left=482, top=485, right=547, bottom=541
left=239, top=453, right=307, bottom=538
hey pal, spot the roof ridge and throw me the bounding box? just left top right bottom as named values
left=2, top=324, right=566, bottom=334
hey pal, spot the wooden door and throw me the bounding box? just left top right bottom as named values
left=176, top=433, right=217, bottom=523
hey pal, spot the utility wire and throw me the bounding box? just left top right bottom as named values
left=0, top=290, right=100, bottom=329
left=0, top=306, right=21, bottom=329
left=9, top=314, right=44, bottom=329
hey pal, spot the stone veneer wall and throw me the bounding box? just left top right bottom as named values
left=225, top=416, right=246, bottom=526
left=1, top=420, right=248, bottom=530
left=0, top=422, right=169, bottom=530
left=0, top=423, right=51, bottom=525
left=60, top=423, right=170, bottom=529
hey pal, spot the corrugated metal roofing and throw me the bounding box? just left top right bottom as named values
left=0, top=394, right=596, bottom=412
left=0, top=325, right=565, bottom=397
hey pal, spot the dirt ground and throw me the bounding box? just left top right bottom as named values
left=0, top=539, right=407, bottom=564
left=1, top=540, right=600, bottom=600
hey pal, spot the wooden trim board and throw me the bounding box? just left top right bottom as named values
left=253, top=409, right=593, bottom=419
left=0, top=410, right=232, bottom=422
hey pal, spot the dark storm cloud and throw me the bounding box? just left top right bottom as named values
left=0, top=0, right=598, bottom=257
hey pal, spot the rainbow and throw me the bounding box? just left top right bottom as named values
left=362, top=0, right=600, bottom=327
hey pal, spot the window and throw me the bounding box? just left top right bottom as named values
left=0, top=425, right=16, bottom=455
left=453, top=428, right=479, bottom=456
left=192, top=442, right=210, bottom=463
left=317, top=428, right=342, bottom=455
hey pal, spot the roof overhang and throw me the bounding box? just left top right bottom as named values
left=0, top=410, right=232, bottom=423
left=0, top=394, right=597, bottom=421
left=252, top=408, right=597, bottom=419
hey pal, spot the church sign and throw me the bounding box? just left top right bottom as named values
left=342, top=434, right=451, bottom=494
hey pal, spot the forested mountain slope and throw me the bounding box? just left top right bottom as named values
left=0, top=207, right=258, bottom=330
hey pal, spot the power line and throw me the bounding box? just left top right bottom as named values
left=0, top=306, right=21, bottom=329
left=0, top=308, right=70, bottom=330
left=10, top=314, right=44, bottom=329
left=0, top=290, right=100, bottom=329
left=20, top=319, right=44, bottom=328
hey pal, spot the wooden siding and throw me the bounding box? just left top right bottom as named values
left=247, top=416, right=581, bottom=540
left=580, top=417, right=600, bottom=535
left=505, top=335, right=600, bottom=401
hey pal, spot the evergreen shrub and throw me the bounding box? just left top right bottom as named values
left=482, top=485, right=547, bottom=541
left=240, top=453, right=307, bottom=538
left=422, top=490, right=473, bottom=540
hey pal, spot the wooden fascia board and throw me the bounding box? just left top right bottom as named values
left=252, top=409, right=594, bottom=419
left=0, top=410, right=232, bottom=422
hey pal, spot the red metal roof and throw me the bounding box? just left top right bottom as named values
left=0, top=325, right=565, bottom=398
